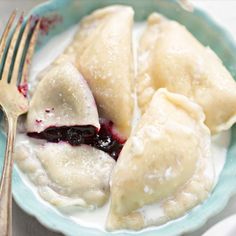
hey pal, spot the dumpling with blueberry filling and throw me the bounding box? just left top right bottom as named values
left=137, top=13, right=236, bottom=134
left=107, top=89, right=214, bottom=230
left=15, top=62, right=116, bottom=208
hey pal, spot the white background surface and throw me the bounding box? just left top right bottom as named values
left=1, top=0, right=236, bottom=235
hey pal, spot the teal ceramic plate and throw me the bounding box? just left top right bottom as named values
left=1, top=0, right=236, bottom=235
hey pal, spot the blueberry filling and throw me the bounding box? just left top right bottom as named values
left=18, top=83, right=28, bottom=97
left=27, top=121, right=125, bottom=160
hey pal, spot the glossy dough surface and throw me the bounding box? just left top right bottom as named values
left=137, top=13, right=236, bottom=134
left=107, top=89, right=214, bottom=230
left=64, top=5, right=135, bottom=137
left=14, top=140, right=115, bottom=208
left=27, top=62, right=99, bottom=133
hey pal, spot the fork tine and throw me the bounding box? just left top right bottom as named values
left=19, top=19, right=41, bottom=86
left=0, top=11, right=17, bottom=66
left=11, top=17, right=32, bottom=85
left=1, top=14, right=23, bottom=83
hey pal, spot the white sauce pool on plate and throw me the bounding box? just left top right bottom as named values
left=15, top=23, right=232, bottom=231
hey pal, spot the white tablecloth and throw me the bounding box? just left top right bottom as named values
left=0, top=1, right=236, bottom=235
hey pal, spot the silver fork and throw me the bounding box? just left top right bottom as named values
left=0, top=12, right=40, bottom=236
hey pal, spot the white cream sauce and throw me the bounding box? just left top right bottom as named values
left=14, top=23, right=232, bottom=231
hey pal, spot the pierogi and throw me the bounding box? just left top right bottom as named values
left=137, top=13, right=236, bottom=134
left=27, top=61, right=100, bottom=133
left=14, top=140, right=115, bottom=208
left=64, top=5, right=135, bottom=138
left=107, top=89, right=214, bottom=230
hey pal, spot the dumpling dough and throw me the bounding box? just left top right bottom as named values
left=27, top=61, right=99, bottom=133
left=107, top=89, right=214, bottom=230
left=137, top=13, right=236, bottom=134
left=14, top=138, right=115, bottom=208
left=63, top=6, right=135, bottom=137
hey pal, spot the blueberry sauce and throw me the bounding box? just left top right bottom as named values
left=18, top=83, right=28, bottom=97
left=27, top=120, right=125, bottom=160
left=31, top=14, right=63, bottom=36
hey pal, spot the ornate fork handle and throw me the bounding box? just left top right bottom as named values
left=0, top=114, right=17, bottom=236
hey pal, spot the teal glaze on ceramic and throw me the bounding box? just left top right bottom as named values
left=0, top=0, right=236, bottom=235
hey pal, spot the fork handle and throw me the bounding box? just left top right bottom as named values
left=0, top=115, right=17, bottom=236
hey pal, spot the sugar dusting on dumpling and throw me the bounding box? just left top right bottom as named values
left=14, top=137, right=115, bottom=208
left=27, top=61, right=100, bottom=133
left=137, top=13, right=236, bottom=134
left=107, top=89, right=214, bottom=230
left=63, top=5, right=135, bottom=138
